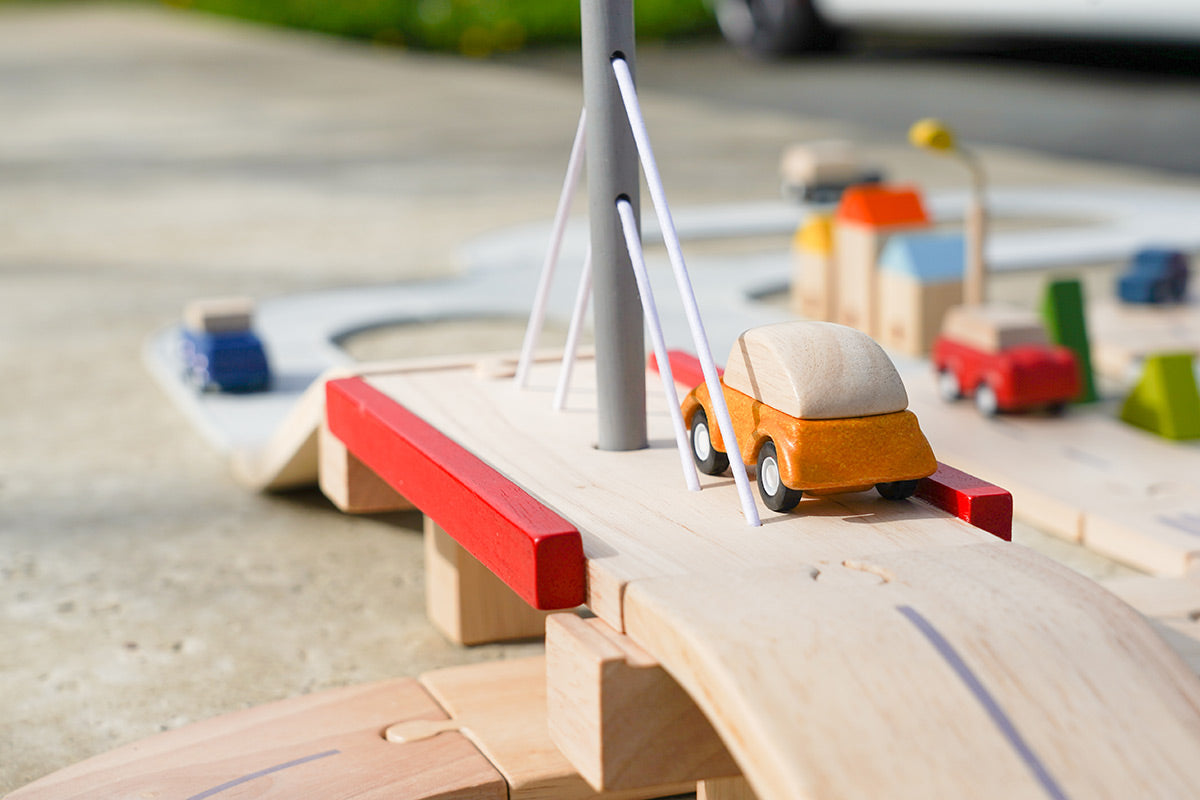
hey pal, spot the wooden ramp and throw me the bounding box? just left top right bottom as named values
left=324, top=355, right=1200, bottom=799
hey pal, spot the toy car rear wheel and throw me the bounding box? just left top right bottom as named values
left=974, top=382, right=999, bottom=417
left=756, top=439, right=803, bottom=512
left=690, top=408, right=730, bottom=475
left=936, top=369, right=961, bottom=402
left=875, top=479, right=920, bottom=501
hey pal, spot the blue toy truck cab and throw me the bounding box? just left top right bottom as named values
left=180, top=297, right=271, bottom=393
left=1117, top=248, right=1190, bottom=304
left=182, top=328, right=271, bottom=393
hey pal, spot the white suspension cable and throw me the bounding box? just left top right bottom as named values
left=515, top=108, right=588, bottom=388
left=615, top=198, right=700, bottom=492
left=611, top=56, right=760, bottom=526
left=553, top=243, right=593, bottom=412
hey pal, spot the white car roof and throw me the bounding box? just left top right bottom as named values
left=724, top=321, right=909, bottom=420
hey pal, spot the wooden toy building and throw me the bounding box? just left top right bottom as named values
left=834, top=185, right=930, bottom=336
left=14, top=2, right=1200, bottom=799
left=877, top=231, right=966, bottom=356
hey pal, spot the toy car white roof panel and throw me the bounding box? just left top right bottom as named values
left=724, top=321, right=909, bottom=419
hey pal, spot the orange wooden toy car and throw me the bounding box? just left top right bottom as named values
left=682, top=321, right=937, bottom=512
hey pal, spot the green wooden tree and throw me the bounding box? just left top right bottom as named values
left=1040, top=278, right=1097, bottom=403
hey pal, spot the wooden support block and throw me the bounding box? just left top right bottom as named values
left=546, top=613, right=740, bottom=792
left=319, top=423, right=413, bottom=513
left=424, top=517, right=554, bottom=645
left=326, top=376, right=586, bottom=609
left=8, top=678, right=505, bottom=800
left=411, top=655, right=695, bottom=800
left=698, top=776, right=758, bottom=800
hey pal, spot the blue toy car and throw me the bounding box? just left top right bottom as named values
left=181, top=327, right=271, bottom=393
left=1117, top=248, right=1190, bottom=304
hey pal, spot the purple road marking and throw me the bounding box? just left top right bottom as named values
left=185, top=749, right=341, bottom=800
left=896, top=605, right=1069, bottom=800
left=1158, top=512, right=1200, bottom=537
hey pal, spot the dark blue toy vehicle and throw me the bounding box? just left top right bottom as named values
left=181, top=327, right=271, bottom=393
left=1117, top=248, right=1190, bottom=304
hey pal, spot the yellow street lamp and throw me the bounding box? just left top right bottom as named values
left=909, top=118, right=987, bottom=306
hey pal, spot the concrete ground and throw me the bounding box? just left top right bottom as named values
left=0, top=3, right=1187, bottom=794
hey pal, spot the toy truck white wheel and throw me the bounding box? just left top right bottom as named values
left=691, top=408, right=730, bottom=475
left=975, top=382, right=1000, bottom=417
left=756, top=440, right=803, bottom=512
left=937, top=369, right=961, bottom=402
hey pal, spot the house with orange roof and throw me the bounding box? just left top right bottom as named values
left=833, top=185, right=931, bottom=338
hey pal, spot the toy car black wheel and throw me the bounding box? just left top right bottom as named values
left=690, top=408, right=730, bottom=475
left=875, top=479, right=920, bottom=501
left=936, top=369, right=961, bottom=402
left=974, top=382, right=999, bottom=417
left=715, top=0, right=839, bottom=58
left=756, top=439, right=803, bottom=512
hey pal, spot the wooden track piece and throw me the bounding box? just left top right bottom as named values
left=623, top=542, right=1200, bottom=800
left=901, top=358, right=1200, bottom=574
left=414, top=654, right=695, bottom=800
left=319, top=422, right=413, bottom=513
left=1102, top=574, right=1200, bottom=620
left=6, top=679, right=504, bottom=800
left=325, top=375, right=585, bottom=610
left=358, top=358, right=999, bottom=630
left=424, top=516, right=554, bottom=645
left=546, top=614, right=740, bottom=792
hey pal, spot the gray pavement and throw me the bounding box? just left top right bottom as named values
left=507, top=38, right=1200, bottom=176
left=0, top=3, right=1187, bottom=794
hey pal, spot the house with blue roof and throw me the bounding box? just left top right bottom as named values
left=877, top=231, right=965, bottom=355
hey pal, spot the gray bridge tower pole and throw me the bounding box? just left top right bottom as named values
left=580, top=0, right=647, bottom=451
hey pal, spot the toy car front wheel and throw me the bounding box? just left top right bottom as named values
left=690, top=408, right=730, bottom=475
left=974, top=382, right=999, bottom=417
left=936, top=369, right=961, bottom=402
left=756, top=439, right=803, bottom=512
left=876, top=479, right=920, bottom=500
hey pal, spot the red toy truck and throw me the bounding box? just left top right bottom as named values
left=933, top=305, right=1080, bottom=416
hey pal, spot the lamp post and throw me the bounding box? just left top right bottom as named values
left=909, top=118, right=987, bottom=307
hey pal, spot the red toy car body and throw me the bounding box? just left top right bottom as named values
left=932, top=305, right=1080, bottom=415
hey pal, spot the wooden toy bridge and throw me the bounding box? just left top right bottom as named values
left=314, top=351, right=1200, bottom=800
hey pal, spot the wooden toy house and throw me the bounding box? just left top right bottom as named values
left=834, top=185, right=931, bottom=337
left=789, top=211, right=835, bottom=320
left=877, top=231, right=965, bottom=355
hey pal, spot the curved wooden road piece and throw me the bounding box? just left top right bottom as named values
left=6, top=679, right=505, bottom=800
left=625, top=544, right=1200, bottom=799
